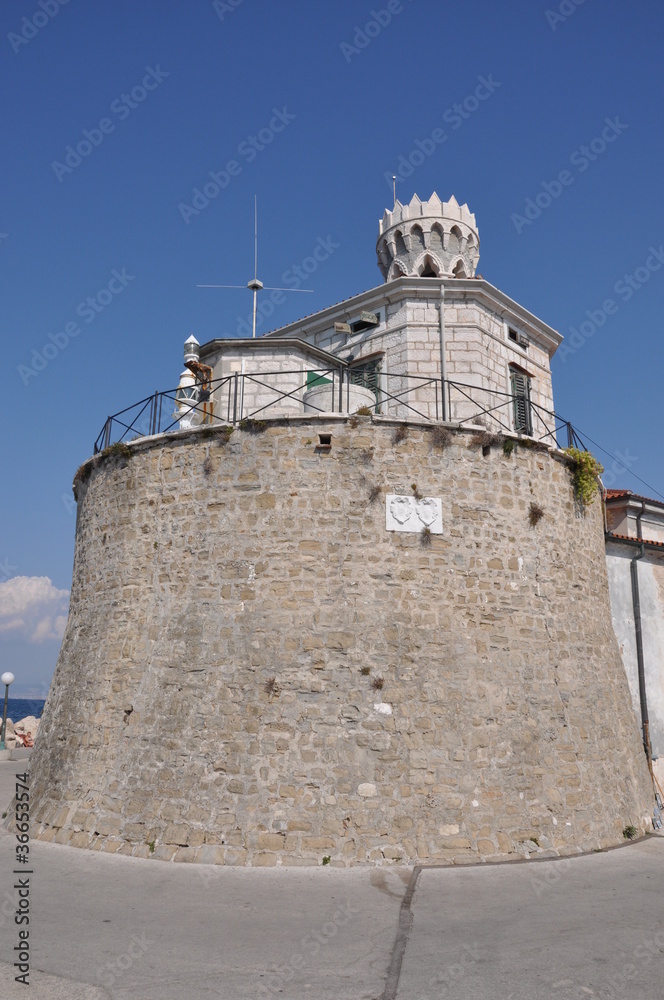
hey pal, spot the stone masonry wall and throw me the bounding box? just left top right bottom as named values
left=27, top=418, right=654, bottom=866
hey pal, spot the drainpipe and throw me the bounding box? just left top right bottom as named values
left=439, top=283, right=448, bottom=421
left=630, top=500, right=653, bottom=772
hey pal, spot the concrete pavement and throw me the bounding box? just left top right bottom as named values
left=0, top=761, right=663, bottom=999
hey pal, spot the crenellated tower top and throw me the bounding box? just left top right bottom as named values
left=376, top=192, right=480, bottom=281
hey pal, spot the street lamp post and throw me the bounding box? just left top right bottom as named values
left=0, top=672, right=15, bottom=750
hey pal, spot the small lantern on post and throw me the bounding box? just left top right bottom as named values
left=173, top=369, right=203, bottom=429
left=0, top=671, right=15, bottom=750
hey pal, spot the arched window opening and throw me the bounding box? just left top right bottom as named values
left=394, top=230, right=407, bottom=255
left=411, top=225, right=426, bottom=250
left=419, top=255, right=439, bottom=278
left=429, top=225, right=444, bottom=253
left=448, top=225, right=462, bottom=255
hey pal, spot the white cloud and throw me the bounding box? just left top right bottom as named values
left=0, top=576, right=70, bottom=644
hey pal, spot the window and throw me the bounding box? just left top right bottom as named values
left=510, top=366, right=532, bottom=435
left=508, top=327, right=529, bottom=351
left=349, top=356, right=382, bottom=409
left=349, top=311, right=380, bottom=335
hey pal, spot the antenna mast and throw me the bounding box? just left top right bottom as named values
left=197, top=197, right=314, bottom=338
left=247, top=196, right=263, bottom=338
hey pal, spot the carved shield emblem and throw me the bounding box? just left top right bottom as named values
left=416, top=498, right=437, bottom=526
left=389, top=496, right=412, bottom=524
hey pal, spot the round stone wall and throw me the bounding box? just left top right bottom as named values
left=27, top=418, right=654, bottom=865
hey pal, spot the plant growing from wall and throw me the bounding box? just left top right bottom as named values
left=239, top=418, right=268, bottom=434
left=392, top=425, right=408, bottom=445
left=265, top=676, right=279, bottom=696
left=360, top=666, right=371, bottom=675
left=470, top=430, right=503, bottom=452
left=564, top=448, right=604, bottom=506
left=411, top=483, right=422, bottom=500
left=528, top=502, right=545, bottom=527
left=368, top=485, right=382, bottom=505
left=355, top=406, right=373, bottom=416
left=203, top=456, right=213, bottom=476
left=430, top=425, right=453, bottom=450
left=623, top=824, right=638, bottom=840
left=104, top=442, right=133, bottom=461
left=420, top=525, right=432, bottom=547
left=502, top=438, right=516, bottom=457
left=371, top=676, right=384, bottom=690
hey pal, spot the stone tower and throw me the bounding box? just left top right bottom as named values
left=21, top=193, right=655, bottom=868
left=376, top=192, right=480, bottom=280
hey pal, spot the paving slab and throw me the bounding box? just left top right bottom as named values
left=398, top=837, right=664, bottom=1000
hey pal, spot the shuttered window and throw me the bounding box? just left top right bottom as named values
left=510, top=367, right=532, bottom=435
left=349, top=358, right=381, bottom=396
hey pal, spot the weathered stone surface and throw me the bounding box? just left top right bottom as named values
left=23, top=419, right=654, bottom=866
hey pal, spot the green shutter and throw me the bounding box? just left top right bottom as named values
left=349, top=359, right=381, bottom=399
left=510, top=370, right=532, bottom=435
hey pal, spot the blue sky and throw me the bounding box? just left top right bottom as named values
left=2, top=0, right=664, bottom=694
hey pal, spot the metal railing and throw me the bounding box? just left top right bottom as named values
left=93, top=368, right=587, bottom=454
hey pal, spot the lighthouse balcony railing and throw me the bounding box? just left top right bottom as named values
left=93, top=368, right=587, bottom=454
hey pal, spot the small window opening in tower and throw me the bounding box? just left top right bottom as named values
left=419, top=256, right=439, bottom=278
left=349, top=311, right=380, bottom=335
left=509, top=327, right=529, bottom=350
left=452, top=260, right=467, bottom=278
left=411, top=225, right=426, bottom=250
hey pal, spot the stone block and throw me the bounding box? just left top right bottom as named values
left=252, top=852, right=278, bottom=866
left=256, top=833, right=287, bottom=850
left=94, top=816, right=122, bottom=838
left=224, top=849, right=248, bottom=866
left=195, top=845, right=227, bottom=865
left=173, top=847, right=198, bottom=863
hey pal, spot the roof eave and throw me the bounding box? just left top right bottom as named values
left=250, top=276, right=561, bottom=354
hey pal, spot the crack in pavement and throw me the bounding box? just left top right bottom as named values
left=378, top=865, right=422, bottom=1000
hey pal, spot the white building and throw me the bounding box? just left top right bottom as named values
left=179, top=193, right=563, bottom=439
left=605, top=489, right=664, bottom=790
